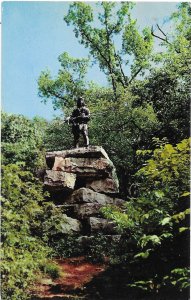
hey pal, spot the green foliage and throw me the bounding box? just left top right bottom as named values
left=123, top=22, right=153, bottom=73
left=132, top=3, right=191, bottom=143
left=83, top=234, right=131, bottom=264
left=86, top=234, right=112, bottom=263
left=64, top=2, right=153, bottom=94
left=1, top=164, right=51, bottom=299
left=101, top=205, right=131, bottom=233
left=1, top=114, right=74, bottom=299
left=127, top=267, right=190, bottom=296
left=38, top=53, right=89, bottom=110
left=162, top=268, right=190, bottom=291
left=49, top=234, right=83, bottom=258
left=156, top=3, right=191, bottom=72
left=1, top=113, right=47, bottom=172
left=132, top=67, right=190, bottom=143
left=40, top=205, right=79, bottom=241
left=136, top=138, right=190, bottom=201
left=101, top=139, right=190, bottom=294
left=40, top=261, right=60, bottom=279
left=43, top=117, right=73, bottom=151
left=1, top=161, right=73, bottom=299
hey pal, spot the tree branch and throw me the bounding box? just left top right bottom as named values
left=157, top=24, right=167, bottom=38
left=128, top=66, right=143, bottom=85
left=46, top=89, right=65, bottom=101
left=151, top=26, right=171, bottom=45
left=80, top=28, right=110, bottom=67
left=114, top=51, right=128, bottom=87
left=80, top=28, right=119, bottom=99
left=151, top=25, right=181, bottom=54
left=104, top=10, right=118, bottom=99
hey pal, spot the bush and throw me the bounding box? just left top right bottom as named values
left=1, top=113, right=47, bottom=172
left=1, top=164, right=52, bottom=299
left=50, top=234, right=83, bottom=258
left=101, top=138, right=190, bottom=295
left=40, top=262, right=60, bottom=279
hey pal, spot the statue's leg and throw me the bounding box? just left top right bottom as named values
left=82, top=125, right=89, bottom=147
left=73, top=126, right=80, bottom=148
left=74, top=136, right=79, bottom=148
left=74, top=133, right=80, bottom=148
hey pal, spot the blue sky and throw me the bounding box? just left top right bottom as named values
left=2, top=1, right=179, bottom=120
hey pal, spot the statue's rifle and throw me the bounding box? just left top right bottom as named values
left=54, top=110, right=110, bottom=127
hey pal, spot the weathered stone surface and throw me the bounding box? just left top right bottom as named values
left=44, top=170, right=76, bottom=191
left=89, top=217, right=117, bottom=234
left=46, top=146, right=110, bottom=164
left=65, top=188, right=125, bottom=206
left=61, top=215, right=82, bottom=234
left=52, top=157, right=66, bottom=171
left=74, top=203, right=102, bottom=219
left=86, top=177, right=119, bottom=194
left=43, top=146, right=123, bottom=239
left=52, top=156, right=113, bottom=178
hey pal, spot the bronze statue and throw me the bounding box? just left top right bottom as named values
left=68, top=97, right=90, bottom=148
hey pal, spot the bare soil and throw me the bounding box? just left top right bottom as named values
left=30, top=256, right=107, bottom=299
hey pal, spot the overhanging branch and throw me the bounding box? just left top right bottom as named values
left=129, top=67, right=143, bottom=85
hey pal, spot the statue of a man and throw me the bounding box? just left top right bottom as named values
left=69, top=97, right=90, bottom=148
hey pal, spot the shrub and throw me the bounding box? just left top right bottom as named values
left=101, top=139, right=190, bottom=296
left=40, top=262, right=60, bottom=279
left=1, top=164, right=52, bottom=299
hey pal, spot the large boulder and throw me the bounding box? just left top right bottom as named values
left=44, top=170, right=76, bottom=191
left=86, top=178, right=119, bottom=194
left=89, top=217, right=117, bottom=234
left=65, top=188, right=124, bottom=206
left=46, top=146, right=110, bottom=169
left=61, top=215, right=82, bottom=234
left=45, top=147, right=119, bottom=194
left=52, top=156, right=114, bottom=178
left=74, top=203, right=103, bottom=219
left=43, top=146, right=124, bottom=237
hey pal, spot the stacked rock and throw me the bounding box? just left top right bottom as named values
left=44, top=146, right=125, bottom=238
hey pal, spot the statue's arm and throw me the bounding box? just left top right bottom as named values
left=84, top=108, right=90, bottom=121
left=69, top=109, right=78, bottom=123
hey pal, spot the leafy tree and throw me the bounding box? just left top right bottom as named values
left=131, top=3, right=191, bottom=143
left=88, top=86, right=159, bottom=196
left=131, top=66, right=190, bottom=144
left=38, top=2, right=154, bottom=105
left=1, top=114, right=68, bottom=299
left=43, top=116, right=73, bottom=151
left=38, top=53, right=89, bottom=110
left=64, top=2, right=153, bottom=98
left=1, top=113, right=47, bottom=172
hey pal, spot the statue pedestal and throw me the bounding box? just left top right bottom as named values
left=45, top=146, right=119, bottom=194
left=43, top=146, right=125, bottom=238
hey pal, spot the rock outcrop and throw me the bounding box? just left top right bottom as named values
left=44, top=170, right=76, bottom=191
left=44, top=146, right=125, bottom=239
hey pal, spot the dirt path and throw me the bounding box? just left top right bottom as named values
left=30, top=257, right=107, bottom=299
